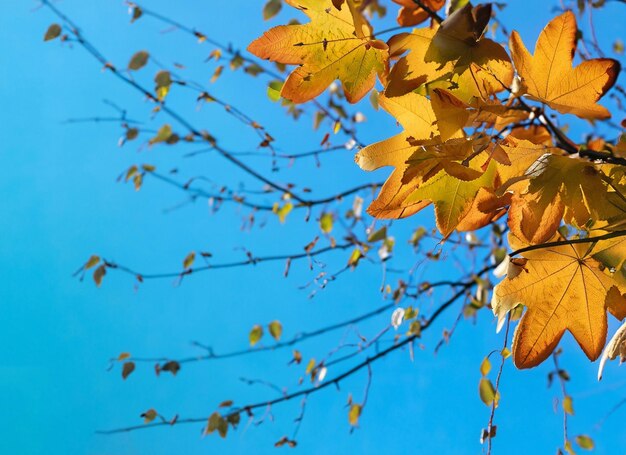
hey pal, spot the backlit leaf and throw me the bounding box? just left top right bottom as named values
left=493, top=237, right=626, bottom=368
left=268, top=320, right=283, bottom=341
left=510, top=12, right=619, bottom=119
left=249, top=325, right=263, bottom=346
left=248, top=0, right=388, bottom=103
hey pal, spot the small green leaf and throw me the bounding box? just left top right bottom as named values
left=128, top=50, right=149, bottom=71
left=263, top=0, right=282, bottom=20
left=367, top=226, right=387, bottom=243
left=479, top=378, right=497, bottom=406
left=249, top=325, right=263, bottom=346
left=205, top=412, right=228, bottom=438
left=141, top=409, right=157, bottom=423
left=575, top=435, right=594, bottom=450
left=268, top=320, right=283, bottom=341
left=267, top=80, right=284, bottom=102
left=149, top=124, right=173, bottom=145
left=183, top=251, right=196, bottom=269
left=320, top=213, right=333, bottom=234
left=563, top=396, right=575, bottom=415
left=44, top=23, right=62, bottom=41
left=480, top=357, right=492, bottom=377
left=347, top=249, right=364, bottom=268
left=84, top=255, right=100, bottom=270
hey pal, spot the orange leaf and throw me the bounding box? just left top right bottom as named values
left=509, top=12, right=620, bottom=119
left=248, top=0, right=388, bottom=103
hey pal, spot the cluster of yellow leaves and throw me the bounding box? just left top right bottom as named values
left=250, top=3, right=624, bottom=368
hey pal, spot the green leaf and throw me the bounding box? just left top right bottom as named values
left=205, top=412, right=228, bottom=438
left=347, top=249, right=364, bottom=268
left=128, top=50, right=149, bottom=71
left=44, top=23, right=62, bottom=41
left=84, top=255, right=100, bottom=270
left=263, top=0, right=282, bottom=20
left=141, top=409, right=157, bottom=423
left=183, top=251, right=195, bottom=269
left=267, top=80, right=284, bottom=102
left=563, top=396, right=575, bottom=415
left=249, top=325, right=263, bottom=346
left=479, top=378, right=497, bottom=406
left=575, top=435, right=594, bottom=450
left=149, top=124, right=173, bottom=145
left=367, top=226, right=387, bottom=243
left=320, top=213, right=333, bottom=234
left=480, top=357, right=492, bottom=376
left=268, top=321, right=283, bottom=341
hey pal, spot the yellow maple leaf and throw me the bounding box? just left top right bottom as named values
left=507, top=154, right=610, bottom=244
left=493, top=238, right=626, bottom=368
left=509, top=11, right=620, bottom=119
left=386, top=4, right=513, bottom=101
left=403, top=157, right=498, bottom=236
left=248, top=0, right=388, bottom=103
left=354, top=92, right=437, bottom=218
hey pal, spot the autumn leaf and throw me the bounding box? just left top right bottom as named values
left=268, top=320, right=283, bottom=341
left=122, top=361, right=135, bottom=379
left=357, top=126, right=499, bottom=235
left=354, top=92, right=437, bottom=218
left=205, top=412, right=228, bottom=438
left=248, top=0, right=388, bottom=103
left=128, top=50, right=149, bottom=71
left=492, top=237, right=626, bottom=368
left=507, top=155, right=610, bottom=244
left=348, top=403, right=362, bottom=426
left=391, top=0, right=445, bottom=27
left=141, top=409, right=158, bottom=424
left=44, top=23, right=62, bottom=41
left=509, top=11, right=620, bottom=119
left=249, top=325, right=263, bottom=346
left=386, top=4, right=513, bottom=101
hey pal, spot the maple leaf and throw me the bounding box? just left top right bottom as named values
left=248, top=0, right=388, bottom=103
left=354, top=92, right=437, bottom=218
left=509, top=11, right=620, bottom=119
left=507, top=154, right=611, bottom=244
left=386, top=4, right=513, bottom=101
left=493, top=237, right=626, bottom=368
left=403, top=158, right=498, bottom=236
left=391, top=0, right=445, bottom=27
left=357, top=116, right=499, bottom=235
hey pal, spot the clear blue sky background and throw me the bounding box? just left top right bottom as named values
left=1, top=1, right=626, bottom=454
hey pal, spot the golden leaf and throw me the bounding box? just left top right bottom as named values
left=248, top=0, right=388, bottom=103
left=386, top=4, right=513, bottom=101
left=493, top=239, right=626, bottom=368
left=509, top=12, right=620, bottom=119
left=391, top=0, right=445, bottom=27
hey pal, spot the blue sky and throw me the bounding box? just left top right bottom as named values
left=1, top=0, right=626, bottom=453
